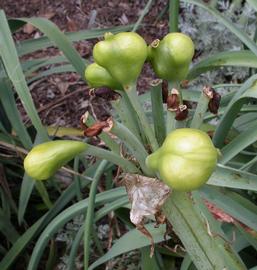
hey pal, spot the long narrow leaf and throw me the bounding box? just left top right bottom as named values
left=27, top=188, right=126, bottom=270
left=0, top=10, right=48, bottom=141
left=27, top=65, right=75, bottom=83
left=0, top=70, right=32, bottom=149
left=0, top=208, right=20, bottom=244
left=213, top=74, right=257, bottom=147
left=132, top=0, right=153, bottom=32
left=163, top=192, right=246, bottom=270
left=83, top=160, right=108, bottom=269
left=201, top=186, right=257, bottom=232
left=15, top=24, right=134, bottom=56
left=18, top=175, right=35, bottom=224
left=221, top=121, right=257, bottom=164
left=0, top=187, right=126, bottom=270
left=207, top=164, right=257, bottom=191
left=15, top=17, right=85, bottom=77
left=188, top=50, right=257, bottom=80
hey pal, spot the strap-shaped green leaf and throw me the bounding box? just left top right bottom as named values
left=0, top=10, right=48, bottom=141
left=14, top=24, right=134, bottom=56
left=0, top=65, right=32, bottom=149
left=0, top=208, right=20, bottom=244
left=15, top=17, right=85, bottom=77
left=207, top=164, right=257, bottom=191
left=213, top=74, right=257, bottom=147
left=188, top=51, right=257, bottom=80
left=221, top=121, right=257, bottom=164
left=201, top=186, right=257, bottom=232
left=163, top=191, right=247, bottom=270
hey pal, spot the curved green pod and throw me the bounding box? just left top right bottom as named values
left=24, top=140, right=87, bottom=180
left=148, top=32, right=195, bottom=81
left=93, top=32, right=148, bottom=86
left=146, top=128, right=218, bottom=191
left=85, top=62, right=123, bottom=90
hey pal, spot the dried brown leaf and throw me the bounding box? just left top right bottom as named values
left=67, top=16, right=78, bottom=32
left=204, top=200, right=235, bottom=223
left=123, top=173, right=171, bottom=225
left=123, top=174, right=170, bottom=257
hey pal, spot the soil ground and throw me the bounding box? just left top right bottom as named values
left=0, top=0, right=170, bottom=128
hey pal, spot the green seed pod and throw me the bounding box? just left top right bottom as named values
left=93, top=32, right=148, bottom=86
left=24, top=140, right=87, bottom=180
left=148, top=33, right=195, bottom=81
left=85, top=63, right=123, bottom=90
left=146, top=128, right=218, bottom=191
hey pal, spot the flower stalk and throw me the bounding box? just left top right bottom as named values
left=124, top=82, right=159, bottom=152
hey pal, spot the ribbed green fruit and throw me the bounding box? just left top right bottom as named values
left=148, top=32, right=195, bottom=81
left=146, top=129, right=218, bottom=191
left=85, top=63, right=122, bottom=90
left=93, top=32, right=147, bottom=86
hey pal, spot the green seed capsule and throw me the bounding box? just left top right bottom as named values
left=24, top=140, right=87, bottom=180
left=148, top=33, right=195, bottom=81
left=146, top=128, right=218, bottom=191
left=93, top=32, right=148, bottom=86
left=85, top=63, right=122, bottom=90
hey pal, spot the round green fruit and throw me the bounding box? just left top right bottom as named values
left=148, top=32, right=195, bottom=81
left=146, top=128, right=218, bottom=191
left=24, top=140, right=87, bottom=180
left=93, top=32, right=147, bottom=86
left=85, top=63, right=122, bottom=90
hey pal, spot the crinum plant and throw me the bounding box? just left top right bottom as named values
left=1, top=0, right=257, bottom=270
left=24, top=25, right=254, bottom=270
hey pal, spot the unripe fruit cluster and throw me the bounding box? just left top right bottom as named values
left=85, top=32, right=195, bottom=90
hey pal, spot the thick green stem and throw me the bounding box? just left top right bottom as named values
left=73, top=156, right=82, bottom=201
left=166, top=110, right=176, bottom=133
left=150, top=80, right=166, bottom=145
left=190, top=90, right=210, bottom=129
left=85, top=145, right=139, bottom=173
left=45, top=240, right=56, bottom=270
left=175, top=120, right=187, bottom=129
left=124, top=83, right=159, bottom=152
left=35, top=181, right=53, bottom=209
left=91, top=226, right=104, bottom=255
left=68, top=224, right=83, bottom=270
left=68, top=223, right=104, bottom=270
left=111, top=120, right=153, bottom=176
left=84, top=161, right=108, bottom=270
left=111, top=91, right=142, bottom=141
left=169, top=0, right=180, bottom=32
